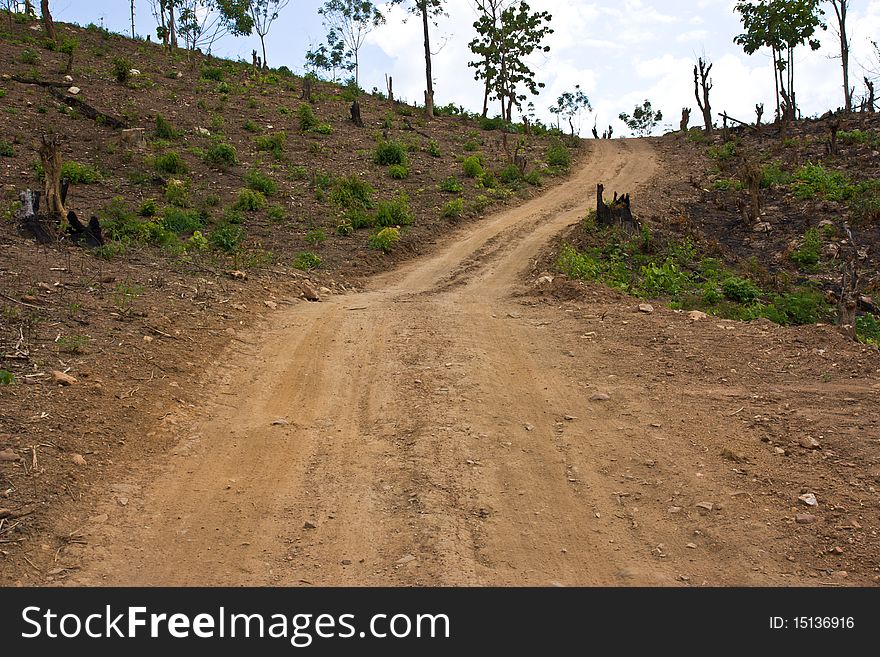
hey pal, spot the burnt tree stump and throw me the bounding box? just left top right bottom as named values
left=596, top=184, right=638, bottom=232
left=350, top=101, right=364, bottom=127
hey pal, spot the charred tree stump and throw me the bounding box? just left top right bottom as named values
left=596, top=184, right=638, bottom=232
left=18, top=190, right=53, bottom=244
left=865, top=77, right=875, bottom=113
left=66, top=210, right=104, bottom=247
left=694, top=58, right=713, bottom=134
left=680, top=107, right=691, bottom=133
left=38, top=134, right=66, bottom=225
left=350, top=101, right=364, bottom=127
left=385, top=74, right=393, bottom=102
left=827, top=120, right=840, bottom=156
left=755, top=103, right=764, bottom=126
left=738, top=160, right=762, bottom=225
left=301, top=78, right=312, bottom=103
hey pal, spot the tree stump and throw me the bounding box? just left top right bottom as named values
left=680, top=107, right=691, bottom=133
left=301, top=78, right=312, bottom=103
left=119, top=128, right=146, bottom=150
left=596, top=184, right=638, bottom=231
left=350, top=101, right=364, bottom=127
left=38, top=133, right=66, bottom=224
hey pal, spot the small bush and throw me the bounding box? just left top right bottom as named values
left=138, top=198, right=158, bottom=217
left=20, top=48, right=39, bottom=65
left=305, top=228, right=326, bottom=245
left=462, top=155, right=483, bottom=178
left=201, top=67, right=224, bottom=82
left=335, top=221, right=354, bottom=236
left=298, top=103, right=318, bottom=131
left=722, top=276, right=761, bottom=304
left=155, top=114, right=179, bottom=139
left=61, top=161, right=101, bottom=184
left=255, top=132, right=286, bottom=158
left=373, top=141, right=407, bottom=166
left=499, top=164, right=522, bottom=185
left=164, top=179, right=190, bottom=207
left=331, top=175, right=374, bottom=210
left=789, top=228, right=821, bottom=269
left=210, top=223, right=244, bottom=252
left=838, top=129, right=876, bottom=146
left=546, top=139, right=570, bottom=168
left=162, top=207, right=202, bottom=234
left=245, top=169, right=277, bottom=196
left=850, top=180, right=880, bottom=224
left=293, top=251, right=322, bottom=270
left=347, top=209, right=373, bottom=230
left=243, top=120, right=262, bottom=133
left=233, top=188, right=267, bottom=212
left=478, top=171, right=498, bottom=189
left=313, top=123, right=333, bottom=135
left=0, top=141, right=15, bottom=157
left=713, top=178, right=743, bottom=191
left=426, top=139, right=441, bottom=157
left=524, top=171, right=543, bottom=186
left=374, top=193, right=413, bottom=227
left=708, top=141, right=737, bottom=161
left=388, top=164, right=409, bottom=180
left=56, top=335, right=89, bottom=354
left=0, top=369, right=16, bottom=385
left=112, top=57, right=131, bottom=83
left=155, top=151, right=187, bottom=174
left=369, top=227, right=401, bottom=252
left=856, top=313, right=880, bottom=346
left=792, top=163, right=852, bottom=202
left=442, top=199, right=465, bottom=218
left=637, top=259, right=691, bottom=297
left=267, top=204, right=285, bottom=222
left=760, top=162, right=792, bottom=189
left=440, top=176, right=463, bottom=193
left=463, top=139, right=480, bottom=152
left=203, top=143, right=238, bottom=168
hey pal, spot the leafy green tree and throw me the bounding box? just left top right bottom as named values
left=619, top=100, right=663, bottom=137
left=246, top=0, right=289, bottom=69
left=468, top=0, right=553, bottom=123
left=305, top=29, right=352, bottom=82
left=317, top=0, right=384, bottom=88
left=549, top=85, right=591, bottom=136
left=176, top=0, right=253, bottom=53
left=469, top=1, right=512, bottom=117
left=734, top=0, right=825, bottom=121
left=391, top=0, right=446, bottom=118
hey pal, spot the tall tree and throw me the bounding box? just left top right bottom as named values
left=40, top=0, right=55, bottom=44
left=734, top=0, right=825, bottom=121
left=549, top=85, right=591, bottom=136
left=317, top=0, right=384, bottom=88
left=468, top=0, right=552, bottom=122
left=619, top=100, right=663, bottom=137
left=827, top=0, right=851, bottom=112
left=391, top=0, right=445, bottom=118
left=469, top=0, right=512, bottom=117
left=176, top=0, right=253, bottom=53
left=305, top=30, right=352, bottom=82
left=246, top=0, right=289, bottom=69
left=694, top=56, right=713, bottom=133
left=131, top=0, right=136, bottom=37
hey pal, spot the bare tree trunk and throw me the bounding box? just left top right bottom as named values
left=130, top=0, right=136, bottom=38
left=482, top=76, right=490, bottom=118
left=421, top=4, right=433, bottom=118
left=832, top=1, right=852, bottom=112
left=694, top=58, right=713, bottom=133
left=168, top=2, right=177, bottom=48
left=38, top=133, right=66, bottom=227
left=40, top=0, right=55, bottom=44
left=259, top=33, right=268, bottom=70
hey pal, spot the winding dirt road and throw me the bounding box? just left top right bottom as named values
left=63, top=140, right=825, bottom=586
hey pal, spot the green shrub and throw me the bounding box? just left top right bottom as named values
left=210, top=223, right=244, bottom=252
left=293, top=251, right=322, bottom=270
left=254, top=132, right=286, bottom=158
left=838, top=129, right=876, bottom=146
left=243, top=120, right=262, bottom=133
left=305, top=228, right=326, bottom=245
left=347, top=209, right=374, bottom=230
left=203, top=143, right=238, bottom=167
left=217, top=81, right=231, bottom=94
left=313, top=123, right=333, bottom=135
left=335, top=220, right=354, bottom=236
left=331, top=175, right=374, bottom=210
left=164, top=179, right=190, bottom=207
left=722, top=276, right=761, bottom=304
left=201, top=67, right=224, bottom=82
left=440, top=176, right=463, bottom=193
left=233, top=188, right=267, bottom=212
left=426, top=139, right=441, bottom=157
left=708, top=141, right=737, bottom=161
left=155, top=114, right=179, bottom=139
left=760, top=162, right=792, bottom=188
left=20, top=48, right=39, bottom=65
left=162, top=207, right=202, bottom=234
left=388, top=164, right=409, bottom=180
left=245, top=169, right=277, bottom=196
left=789, top=228, right=821, bottom=269
left=0, top=369, right=16, bottom=385
left=267, top=204, right=285, bottom=222
left=546, top=138, right=570, bottom=168
left=223, top=207, right=244, bottom=224
left=0, top=141, right=14, bottom=157
left=557, top=244, right=602, bottom=280
left=524, top=171, right=542, bottom=186
left=499, top=164, right=522, bottom=185
left=856, top=313, right=880, bottom=346
left=155, top=151, right=187, bottom=174
left=369, top=227, right=401, bottom=252
left=138, top=198, right=158, bottom=217
left=713, top=178, right=743, bottom=191
left=112, top=57, right=131, bottom=83
left=463, top=139, right=480, bottom=152
left=462, top=155, right=483, bottom=178
left=478, top=171, right=498, bottom=189
left=186, top=230, right=209, bottom=251
left=373, top=141, right=407, bottom=166
left=850, top=180, right=880, bottom=224
left=792, top=163, right=852, bottom=201
left=61, top=161, right=101, bottom=184
left=637, top=259, right=691, bottom=297
left=442, top=198, right=465, bottom=218
left=298, top=103, right=318, bottom=131
left=374, top=193, right=413, bottom=227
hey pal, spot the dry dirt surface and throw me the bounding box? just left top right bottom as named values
left=12, top=139, right=880, bottom=587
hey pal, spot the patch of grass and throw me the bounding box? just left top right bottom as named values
left=254, top=132, right=286, bottom=159
left=369, top=227, right=401, bottom=252
left=850, top=179, right=880, bottom=224
left=0, top=141, right=15, bottom=157
left=330, top=175, right=374, bottom=211
left=243, top=120, right=262, bottom=133
left=388, top=164, right=409, bottom=180
left=442, top=198, right=465, bottom=218
left=524, top=171, right=543, bottom=186
left=245, top=169, right=277, bottom=196
left=838, top=129, right=878, bottom=146
left=760, top=162, right=792, bottom=189
left=722, top=276, right=761, bottom=304
left=293, top=251, right=322, bottom=270
left=856, top=313, right=880, bottom=347
left=201, top=66, right=224, bottom=82
left=233, top=188, right=267, bottom=212
left=374, top=193, right=413, bottom=227
left=426, top=139, right=441, bottom=157
left=713, top=178, right=743, bottom=191
left=112, top=57, right=131, bottom=83
left=162, top=207, right=202, bottom=234
left=439, top=176, right=463, bottom=193
left=789, top=228, right=822, bottom=270
left=210, top=223, right=244, bottom=252
left=305, top=228, right=326, bottom=245
left=792, top=163, right=852, bottom=202
left=203, top=142, right=237, bottom=168
left=164, top=179, right=190, bottom=207
left=708, top=141, right=737, bottom=161
left=56, top=335, right=89, bottom=354
left=298, top=103, right=318, bottom=131
left=138, top=198, right=158, bottom=217
left=267, top=204, right=285, bottom=222
left=155, top=151, right=187, bottom=175
left=0, top=370, right=16, bottom=385
left=463, top=139, right=480, bottom=152
left=373, top=141, right=407, bottom=166
left=347, top=209, right=374, bottom=230
left=546, top=138, right=570, bottom=169
left=462, top=155, right=483, bottom=178
left=155, top=114, right=179, bottom=140
left=61, top=161, right=101, bottom=184
left=499, top=164, right=522, bottom=185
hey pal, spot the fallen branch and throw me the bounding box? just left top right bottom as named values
left=47, top=87, right=128, bottom=129
left=0, top=292, right=42, bottom=310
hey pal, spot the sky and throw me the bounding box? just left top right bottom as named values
left=50, top=0, right=880, bottom=135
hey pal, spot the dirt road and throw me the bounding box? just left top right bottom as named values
left=60, top=140, right=869, bottom=586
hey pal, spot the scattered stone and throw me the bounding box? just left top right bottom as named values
left=774, top=447, right=787, bottom=455
left=176, top=71, right=183, bottom=79
left=832, top=571, right=848, bottom=580
left=668, top=506, right=682, bottom=514
left=721, top=448, right=747, bottom=463
left=695, top=502, right=714, bottom=513
left=143, top=335, right=154, bottom=343
left=264, top=300, right=278, bottom=310
left=51, top=370, right=77, bottom=386
left=229, top=270, right=247, bottom=280
left=795, top=513, right=817, bottom=525
left=829, top=546, right=844, bottom=555
left=0, top=449, right=21, bottom=462
left=686, top=543, right=697, bottom=549
left=341, top=559, right=352, bottom=566
left=688, top=310, right=708, bottom=321
left=70, top=453, right=87, bottom=466
left=638, top=303, right=654, bottom=314
left=753, top=221, right=772, bottom=233
left=303, top=521, right=316, bottom=529
left=63, top=75, right=74, bottom=83
left=0, top=509, right=12, bottom=519
left=299, top=281, right=321, bottom=302
left=67, top=86, right=80, bottom=95
left=117, top=497, right=129, bottom=506
left=590, top=392, right=611, bottom=401
left=272, top=418, right=289, bottom=426
left=110, top=483, right=138, bottom=494
left=536, top=275, right=554, bottom=285
left=129, top=68, right=141, bottom=76
left=798, top=493, right=818, bottom=507
left=395, top=554, right=416, bottom=565
left=196, top=127, right=211, bottom=136
left=799, top=436, right=821, bottom=450
left=319, top=286, right=332, bottom=296
left=524, top=423, right=534, bottom=432
left=563, top=415, right=577, bottom=421
left=89, top=514, right=108, bottom=524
